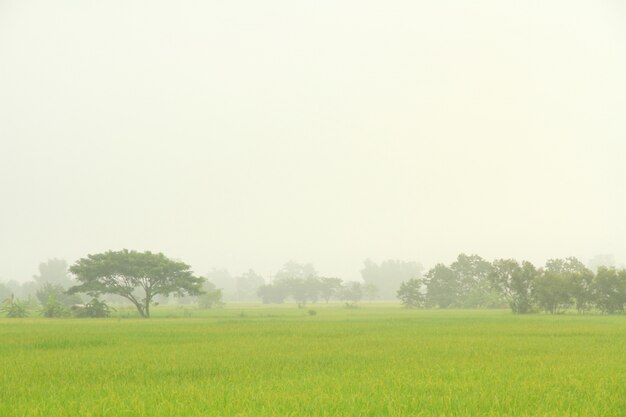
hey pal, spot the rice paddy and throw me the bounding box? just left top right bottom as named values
left=1, top=306, right=624, bottom=417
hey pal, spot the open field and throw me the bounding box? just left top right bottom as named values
left=1, top=306, right=625, bottom=417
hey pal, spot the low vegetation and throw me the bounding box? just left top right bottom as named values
left=0, top=306, right=624, bottom=417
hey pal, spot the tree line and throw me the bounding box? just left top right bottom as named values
left=1, top=251, right=624, bottom=318
left=203, top=259, right=422, bottom=302
left=255, top=261, right=376, bottom=307
left=398, top=254, right=626, bottom=314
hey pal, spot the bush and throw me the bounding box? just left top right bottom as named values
left=1, top=296, right=29, bottom=318
left=36, top=283, right=82, bottom=307
left=40, top=295, right=68, bottom=318
left=72, top=298, right=113, bottom=318
left=198, top=288, right=224, bottom=309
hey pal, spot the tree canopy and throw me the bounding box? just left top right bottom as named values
left=397, top=278, right=425, bottom=308
left=426, top=263, right=461, bottom=308
left=489, top=259, right=536, bottom=314
left=68, top=250, right=204, bottom=318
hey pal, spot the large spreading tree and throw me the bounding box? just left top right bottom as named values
left=68, top=249, right=204, bottom=318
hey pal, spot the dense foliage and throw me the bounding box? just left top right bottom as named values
left=397, top=254, right=626, bottom=314
left=2, top=253, right=625, bottom=317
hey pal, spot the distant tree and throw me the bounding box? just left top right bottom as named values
left=33, top=258, right=73, bottom=288
left=361, top=259, right=423, bottom=300
left=545, top=257, right=593, bottom=313
left=270, top=261, right=320, bottom=307
left=257, top=282, right=290, bottom=304
left=425, top=264, right=461, bottom=308
left=205, top=269, right=235, bottom=300
left=592, top=267, right=626, bottom=314
left=340, top=281, right=363, bottom=307
left=198, top=281, right=224, bottom=309
left=274, top=276, right=321, bottom=308
left=318, top=277, right=343, bottom=303
left=397, top=278, right=425, bottom=308
left=533, top=271, right=571, bottom=314
left=235, top=270, right=265, bottom=301
left=362, top=283, right=379, bottom=302
left=569, top=270, right=595, bottom=313
left=6, top=280, right=38, bottom=300
left=68, top=250, right=204, bottom=318
left=36, top=283, right=82, bottom=307
left=489, top=259, right=537, bottom=314
left=450, top=254, right=499, bottom=308
left=302, top=276, right=323, bottom=304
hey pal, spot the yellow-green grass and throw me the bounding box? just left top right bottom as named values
left=1, top=306, right=625, bottom=417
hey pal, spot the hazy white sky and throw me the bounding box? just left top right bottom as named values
left=1, top=0, right=625, bottom=282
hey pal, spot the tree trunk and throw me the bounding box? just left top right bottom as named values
left=143, top=289, right=152, bottom=318
left=127, top=298, right=146, bottom=318
left=135, top=302, right=147, bottom=318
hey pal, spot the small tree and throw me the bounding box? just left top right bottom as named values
left=397, top=278, right=425, bottom=308
left=39, top=294, right=68, bottom=318
left=68, top=250, right=204, bottom=318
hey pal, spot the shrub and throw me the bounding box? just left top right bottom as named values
left=72, top=298, right=113, bottom=318
left=198, top=288, right=224, bottom=309
left=1, top=295, right=29, bottom=318
left=40, top=295, right=68, bottom=318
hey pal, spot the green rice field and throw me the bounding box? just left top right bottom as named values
left=1, top=306, right=625, bottom=417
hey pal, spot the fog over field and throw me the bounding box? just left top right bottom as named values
left=1, top=0, right=625, bottom=282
